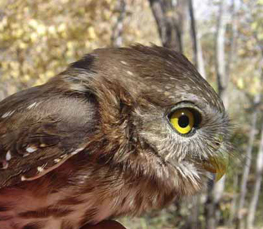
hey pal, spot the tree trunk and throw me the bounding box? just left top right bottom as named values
left=205, top=181, right=217, bottom=229
left=205, top=1, right=228, bottom=228
left=196, top=34, right=207, bottom=79
left=246, top=42, right=263, bottom=229
left=215, top=0, right=228, bottom=105
left=148, top=0, right=187, bottom=52
left=185, top=195, right=202, bottom=229
left=111, top=0, right=127, bottom=47
left=235, top=94, right=260, bottom=229
left=188, top=0, right=206, bottom=79
left=247, top=121, right=263, bottom=229
left=228, top=172, right=239, bottom=228
left=226, top=0, right=237, bottom=80
left=188, top=0, right=198, bottom=67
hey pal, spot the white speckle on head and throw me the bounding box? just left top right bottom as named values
left=26, top=146, right=37, bottom=153
left=37, top=166, right=44, bottom=172
left=40, top=144, right=47, bottom=148
left=164, top=91, right=170, bottom=96
left=1, top=110, right=15, bottom=118
left=151, top=85, right=159, bottom=91
left=69, top=83, right=87, bottom=92
left=6, top=151, right=11, bottom=161
left=145, top=76, right=152, bottom=80
left=120, top=60, right=128, bottom=65
left=126, top=70, right=134, bottom=76
left=27, top=102, right=37, bottom=109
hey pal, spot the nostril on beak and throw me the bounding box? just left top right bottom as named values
left=214, top=135, right=224, bottom=150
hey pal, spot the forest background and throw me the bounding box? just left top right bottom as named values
left=0, top=0, right=262, bottom=228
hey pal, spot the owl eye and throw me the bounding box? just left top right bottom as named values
left=169, top=108, right=200, bottom=135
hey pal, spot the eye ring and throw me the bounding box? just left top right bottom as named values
left=169, top=108, right=200, bottom=135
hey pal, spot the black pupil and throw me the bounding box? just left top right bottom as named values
left=178, top=114, right=189, bottom=128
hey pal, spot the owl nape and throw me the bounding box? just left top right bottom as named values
left=0, top=45, right=230, bottom=229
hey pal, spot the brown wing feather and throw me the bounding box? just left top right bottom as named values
left=0, top=79, right=97, bottom=188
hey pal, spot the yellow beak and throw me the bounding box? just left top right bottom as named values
left=202, top=156, right=228, bottom=181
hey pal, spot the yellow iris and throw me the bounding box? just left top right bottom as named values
left=170, top=109, right=194, bottom=134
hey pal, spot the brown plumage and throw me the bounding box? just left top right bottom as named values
left=0, top=45, right=230, bottom=229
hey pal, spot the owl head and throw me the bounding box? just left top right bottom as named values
left=60, top=45, right=231, bottom=197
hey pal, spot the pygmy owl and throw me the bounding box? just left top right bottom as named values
left=0, top=45, right=230, bottom=229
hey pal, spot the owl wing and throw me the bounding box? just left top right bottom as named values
left=0, top=82, right=96, bottom=188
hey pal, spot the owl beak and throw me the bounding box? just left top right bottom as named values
left=202, top=156, right=228, bottom=181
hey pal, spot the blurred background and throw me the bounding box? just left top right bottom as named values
left=0, top=0, right=262, bottom=228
